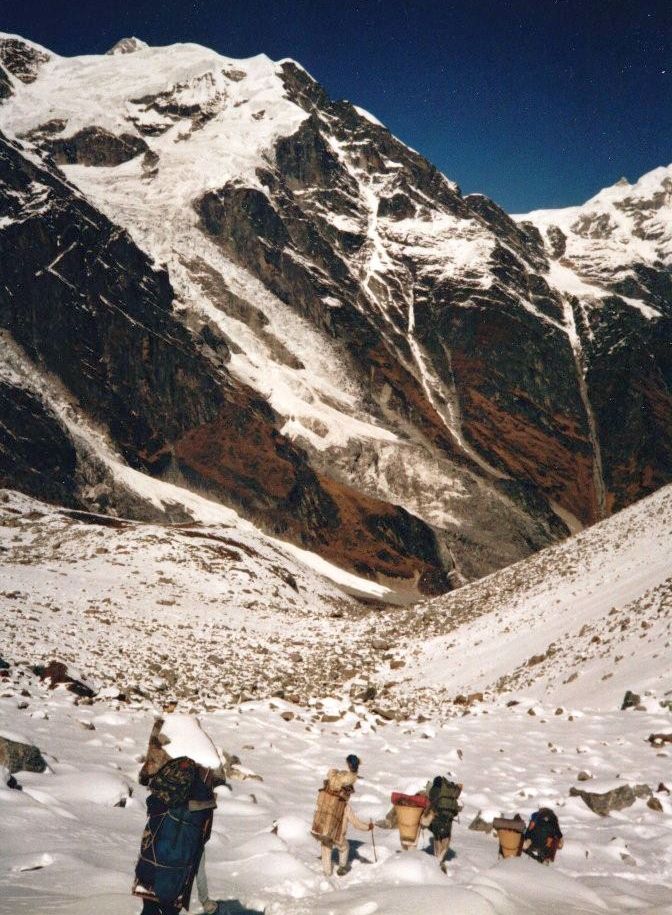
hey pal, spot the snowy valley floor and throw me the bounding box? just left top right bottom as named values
left=1, top=673, right=672, bottom=914
left=1, top=484, right=672, bottom=913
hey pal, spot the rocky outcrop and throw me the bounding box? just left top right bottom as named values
left=44, top=126, right=149, bottom=166
left=34, top=660, right=96, bottom=697
left=0, top=380, right=79, bottom=506
left=0, top=37, right=49, bottom=83
left=0, top=735, right=47, bottom=773
left=106, top=37, right=148, bottom=56
left=579, top=298, right=672, bottom=514
left=0, top=132, right=223, bottom=461
left=17, top=118, right=67, bottom=142
left=520, top=169, right=672, bottom=515
left=0, top=131, right=451, bottom=594
left=0, top=65, right=12, bottom=100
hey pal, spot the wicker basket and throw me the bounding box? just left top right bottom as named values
left=395, top=803, right=424, bottom=847
left=493, top=817, right=525, bottom=858
left=311, top=788, right=347, bottom=843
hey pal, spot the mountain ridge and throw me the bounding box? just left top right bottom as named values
left=0, top=32, right=670, bottom=598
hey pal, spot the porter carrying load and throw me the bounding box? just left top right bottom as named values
left=522, top=807, right=564, bottom=864
left=312, top=758, right=373, bottom=877
left=421, top=776, right=462, bottom=869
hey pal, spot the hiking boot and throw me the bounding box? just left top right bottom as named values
left=201, top=901, right=218, bottom=914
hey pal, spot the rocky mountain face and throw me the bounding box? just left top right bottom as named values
left=0, top=130, right=448, bottom=594
left=0, top=33, right=670, bottom=599
left=517, top=175, right=672, bottom=513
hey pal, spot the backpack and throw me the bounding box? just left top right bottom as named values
left=429, top=777, right=461, bottom=819
left=524, top=808, right=562, bottom=863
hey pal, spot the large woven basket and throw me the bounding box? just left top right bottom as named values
left=311, top=789, right=347, bottom=843
left=493, top=817, right=525, bottom=858
left=395, top=803, right=424, bottom=846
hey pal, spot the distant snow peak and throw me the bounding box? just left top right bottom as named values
left=106, top=37, right=149, bottom=56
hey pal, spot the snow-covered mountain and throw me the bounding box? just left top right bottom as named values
left=516, top=167, right=672, bottom=514
left=0, top=32, right=670, bottom=599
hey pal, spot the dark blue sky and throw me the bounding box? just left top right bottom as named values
left=2, top=0, right=670, bottom=211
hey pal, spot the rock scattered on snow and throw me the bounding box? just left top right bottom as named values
left=648, top=732, right=672, bottom=746
left=468, top=811, right=495, bottom=832
left=569, top=783, right=652, bottom=815
left=621, top=690, right=641, bottom=710
left=0, top=734, right=47, bottom=773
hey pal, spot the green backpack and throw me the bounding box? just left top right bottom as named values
left=429, top=777, right=461, bottom=820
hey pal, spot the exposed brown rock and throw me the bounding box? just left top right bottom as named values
left=0, top=735, right=47, bottom=773
left=0, top=38, right=50, bottom=84
left=44, top=126, right=148, bottom=166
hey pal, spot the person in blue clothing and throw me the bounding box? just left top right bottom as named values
left=522, top=807, right=564, bottom=864
left=132, top=718, right=224, bottom=915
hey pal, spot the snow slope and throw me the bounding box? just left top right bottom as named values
left=1, top=664, right=671, bottom=913
left=0, top=486, right=408, bottom=710
left=1, top=481, right=672, bottom=912
left=382, top=482, right=672, bottom=714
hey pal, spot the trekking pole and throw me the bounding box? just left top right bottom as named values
left=370, top=824, right=378, bottom=863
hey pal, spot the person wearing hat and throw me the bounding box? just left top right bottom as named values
left=319, top=755, right=373, bottom=877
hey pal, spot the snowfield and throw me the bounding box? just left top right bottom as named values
left=1, top=670, right=671, bottom=914
left=1, top=481, right=672, bottom=913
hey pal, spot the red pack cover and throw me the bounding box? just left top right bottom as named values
left=391, top=792, right=429, bottom=809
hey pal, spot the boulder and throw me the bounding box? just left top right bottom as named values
left=621, top=690, right=641, bottom=710
left=0, top=735, right=47, bottom=773
left=34, top=660, right=95, bottom=698
left=648, top=733, right=672, bottom=747
left=376, top=806, right=398, bottom=829
left=1, top=765, right=22, bottom=790
left=372, top=706, right=395, bottom=721
left=468, top=811, right=494, bottom=832
left=569, top=783, right=652, bottom=815
left=371, top=639, right=390, bottom=651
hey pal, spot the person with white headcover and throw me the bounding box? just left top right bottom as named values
left=132, top=714, right=226, bottom=915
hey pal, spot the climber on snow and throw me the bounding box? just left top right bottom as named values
left=420, top=775, right=462, bottom=870
left=132, top=715, right=226, bottom=915
left=311, top=754, right=374, bottom=877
